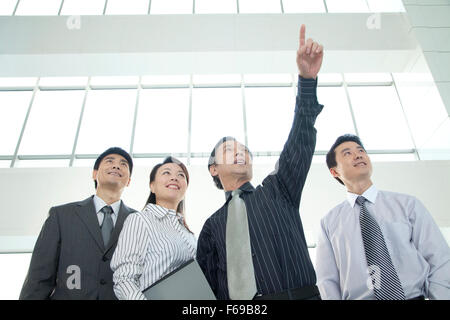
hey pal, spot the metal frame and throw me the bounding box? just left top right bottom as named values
left=0, top=73, right=423, bottom=168
left=8, top=0, right=407, bottom=17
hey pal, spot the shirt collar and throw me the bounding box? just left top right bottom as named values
left=346, top=184, right=378, bottom=208
left=93, top=195, right=121, bottom=215
left=145, top=203, right=182, bottom=220
left=225, top=181, right=255, bottom=202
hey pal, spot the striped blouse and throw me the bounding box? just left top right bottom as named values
left=111, top=203, right=197, bottom=300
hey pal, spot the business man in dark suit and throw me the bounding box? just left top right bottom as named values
left=197, top=25, right=324, bottom=300
left=20, top=147, right=136, bottom=300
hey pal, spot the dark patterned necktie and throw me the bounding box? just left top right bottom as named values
left=101, top=206, right=114, bottom=247
left=357, top=196, right=405, bottom=300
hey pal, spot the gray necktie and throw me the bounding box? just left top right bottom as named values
left=226, top=189, right=257, bottom=300
left=357, top=196, right=405, bottom=300
left=101, top=206, right=114, bottom=247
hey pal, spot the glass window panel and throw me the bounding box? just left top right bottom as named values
left=0, top=91, right=33, bottom=155
left=14, top=159, right=69, bottom=167
left=419, top=117, right=450, bottom=156
left=344, top=73, right=392, bottom=85
left=315, top=87, right=356, bottom=151
left=60, top=0, right=105, bottom=15
left=392, top=73, right=448, bottom=148
left=15, top=0, right=62, bottom=15
left=368, top=153, right=416, bottom=162
left=39, top=77, right=88, bottom=89
left=244, top=74, right=293, bottom=85
left=0, top=161, right=11, bottom=168
left=188, top=157, right=209, bottom=165
left=132, top=157, right=167, bottom=167
left=367, top=0, right=405, bottom=12
left=105, top=0, right=149, bottom=15
left=133, top=88, right=190, bottom=153
left=0, top=77, right=37, bottom=89
left=72, top=158, right=96, bottom=167
left=193, top=74, right=241, bottom=85
left=312, top=154, right=326, bottom=163
left=239, top=0, right=281, bottom=13
left=0, top=253, right=31, bottom=299
left=141, top=75, right=190, bottom=87
left=251, top=156, right=279, bottom=167
left=283, top=0, right=326, bottom=13
left=317, top=73, right=343, bottom=86
left=18, top=90, right=84, bottom=155
left=75, top=89, right=136, bottom=154
left=191, top=88, right=245, bottom=153
left=90, top=76, right=139, bottom=88
left=348, top=86, right=415, bottom=150
left=150, top=0, right=193, bottom=14
left=0, top=0, right=18, bottom=15
left=195, top=0, right=237, bottom=14
left=245, top=87, right=295, bottom=152
left=326, top=0, right=369, bottom=13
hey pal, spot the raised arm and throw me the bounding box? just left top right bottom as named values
left=269, top=24, right=324, bottom=207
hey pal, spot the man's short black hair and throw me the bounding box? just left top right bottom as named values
left=326, top=134, right=365, bottom=185
left=93, top=147, right=133, bottom=189
left=208, top=136, right=252, bottom=190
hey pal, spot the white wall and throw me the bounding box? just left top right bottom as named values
left=1, top=160, right=449, bottom=252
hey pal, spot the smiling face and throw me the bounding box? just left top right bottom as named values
left=209, top=140, right=253, bottom=187
left=330, top=141, right=373, bottom=186
left=150, top=163, right=188, bottom=207
left=92, top=153, right=131, bottom=192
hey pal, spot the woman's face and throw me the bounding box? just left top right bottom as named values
left=150, top=163, right=188, bottom=207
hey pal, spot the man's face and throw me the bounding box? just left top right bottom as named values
left=93, top=154, right=131, bottom=191
left=330, top=141, right=372, bottom=185
left=209, top=140, right=253, bottom=185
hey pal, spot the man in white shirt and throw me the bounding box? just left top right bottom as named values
left=315, top=134, right=450, bottom=300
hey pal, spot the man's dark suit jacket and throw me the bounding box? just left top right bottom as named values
left=20, top=196, right=136, bottom=300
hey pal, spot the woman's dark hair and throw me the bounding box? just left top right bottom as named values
left=144, top=156, right=190, bottom=215
left=326, top=134, right=365, bottom=185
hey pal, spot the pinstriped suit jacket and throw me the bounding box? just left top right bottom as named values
left=197, top=76, right=324, bottom=299
left=20, top=196, right=136, bottom=300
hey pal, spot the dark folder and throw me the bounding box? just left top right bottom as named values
left=142, top=259, right=216, bottom=300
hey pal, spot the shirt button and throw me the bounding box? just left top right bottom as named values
left=100, top=279, right=107, bottom=285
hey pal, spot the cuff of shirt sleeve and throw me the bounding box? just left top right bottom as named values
left=298, top=75, right=318, bottom=100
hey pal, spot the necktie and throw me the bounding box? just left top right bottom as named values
left=226, top=189, right=257, bottom=300
left=357, top=196, right=405, bottom=300
left=101, top=206, right=114, bottom=247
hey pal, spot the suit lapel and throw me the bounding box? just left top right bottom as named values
left=104, top=201, right=134, bottom=255
left=76, top=196, right=104, bottom=252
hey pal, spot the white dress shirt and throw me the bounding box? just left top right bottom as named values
left=93, top=195, right=120, bottom=226
left=111, top=203, right=197, bottom=300
left=316, top=185, right=450, bottom=300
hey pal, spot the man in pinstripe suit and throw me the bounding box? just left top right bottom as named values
left=197, top=25, right=324, bottom=300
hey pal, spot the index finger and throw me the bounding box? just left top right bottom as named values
left=300, top=24, right=306, bottom=47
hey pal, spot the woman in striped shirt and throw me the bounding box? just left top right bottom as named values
left=111, top=157, right=196, bottom=300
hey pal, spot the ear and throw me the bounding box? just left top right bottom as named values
left=330, top=167, right=340, bottom=179
left=126, top=177, right=131, bottom=187
left=92, top=169, right=98, bottom=181
left=209, top=165, right=218, bottom=177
